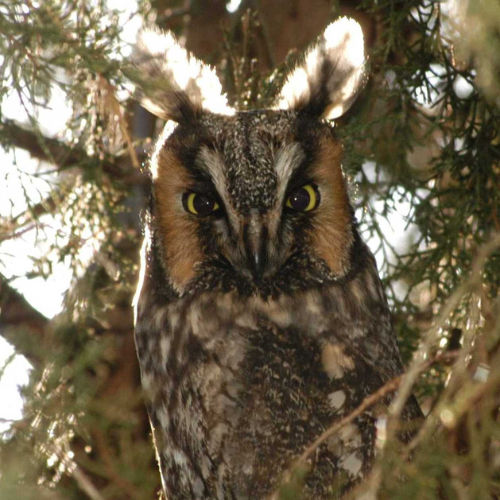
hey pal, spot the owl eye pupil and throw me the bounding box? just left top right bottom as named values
left=193, top=195, right=214, bottom=215
left=183, top=192, right=220, bottom=217
left=290, top=189, right=310, bottom=210
left=286, top=184, right=319, bottom=212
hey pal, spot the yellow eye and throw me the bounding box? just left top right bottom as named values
left=182, top=192, right=220, bottom=217
left=286, top=184, right=320, bottom=212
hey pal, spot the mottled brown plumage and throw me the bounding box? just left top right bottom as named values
left=133, top=18, right=421, bottom=499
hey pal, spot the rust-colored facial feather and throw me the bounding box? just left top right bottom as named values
left=152, top=118, right=353, bottom=293
left=154, top=147, right=203, bottom=291
left=309, top=136, right=353, bottom=276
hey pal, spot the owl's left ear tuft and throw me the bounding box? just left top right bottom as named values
left=276, top=17, right=366, bottom=120
left=131, top=28, right=234, bottom=122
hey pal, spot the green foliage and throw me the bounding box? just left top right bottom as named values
left=0, top=0, right=498, bottom=498
left=336, top=0, right=499, bottom=397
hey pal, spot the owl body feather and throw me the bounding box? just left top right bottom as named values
left=136, top=234, right=401, bottom=498
left=133, top=18, right=421, bottom=499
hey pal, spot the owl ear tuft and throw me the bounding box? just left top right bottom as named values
left=132, top=28, right=234, bottom=122
left=276, top=17, right=366, bottom=120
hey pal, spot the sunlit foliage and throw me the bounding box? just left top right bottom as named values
left=0, top=1, right=498, bottom=498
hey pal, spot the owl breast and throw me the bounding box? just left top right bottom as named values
left=135, top=237, right=403, bottom=499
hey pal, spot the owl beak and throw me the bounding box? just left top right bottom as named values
left=242, top=213, right=268, bottom=280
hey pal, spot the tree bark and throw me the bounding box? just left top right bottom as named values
left=0, top=275, right=48, bottom=365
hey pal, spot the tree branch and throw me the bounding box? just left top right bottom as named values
left=0, top=192, right=58, bottom=243
left=0, top=274, right=49, bottom=365
left=0, top=119, right=146, bottom=185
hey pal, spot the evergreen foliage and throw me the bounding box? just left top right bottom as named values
left=0, top=1, right=498, bottom=498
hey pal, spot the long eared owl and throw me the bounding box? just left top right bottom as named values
left=133, top=18, right=421, bottom=499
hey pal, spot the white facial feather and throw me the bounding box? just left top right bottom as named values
left=197, top=147, right=241, bottom=233
left=274, top=142, right=305, bottom=201
left=277, top=17, right=365, bottom=119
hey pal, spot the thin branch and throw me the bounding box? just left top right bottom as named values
left=362, top=232, right=500, bottom=496
left=71, top=465, right=106, bottom=500
left=0, top=274, right=49, bottom=365
left=0, top=192, right=58, bottom=243
left=296, top=375, right=403, bottom=465
left=388, top=233, right=500, bottom=424
left=97, top=76, right=141, bottom=170
left=92, top=427, right=143, bottom=498
left=0, top=222, right=41, bottom=243
left=51, top=444, right=106, bottom=500
left=0, top=119, right=146, bottom=185
left=276, top=350, right=459, bottom=496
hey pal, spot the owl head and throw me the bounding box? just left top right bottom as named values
left=134, top=18, right=366, bottom=297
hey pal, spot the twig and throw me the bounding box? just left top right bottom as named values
left=0, top=273, right=49, bottom=365
left=408, top=348, right=500, bottom=454
left=365, top=233, right=500, bottom=496
left=52, top=444, right=106, bottom=500
left=97, top=76, right=141, bottom=170
left=0, top=119, right=145, bottom=184
left=388, top=233, right=500, bottom=425
left=92, top=426, right=143, bottom=498
left=296, top=376, right=402, bottom=467
left=277, top=350, right=459, bottom=496
left=71, top=465, right=106, bottom=500
left=0, top=222, right=45, bottom=243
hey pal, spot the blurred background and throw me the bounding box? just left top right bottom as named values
left=0, top=1, right=498, bottom=498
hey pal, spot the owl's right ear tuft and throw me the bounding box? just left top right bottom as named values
left=131, top=28, right=234, bottom=122
left=276, top=17, right=366, bottom=120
